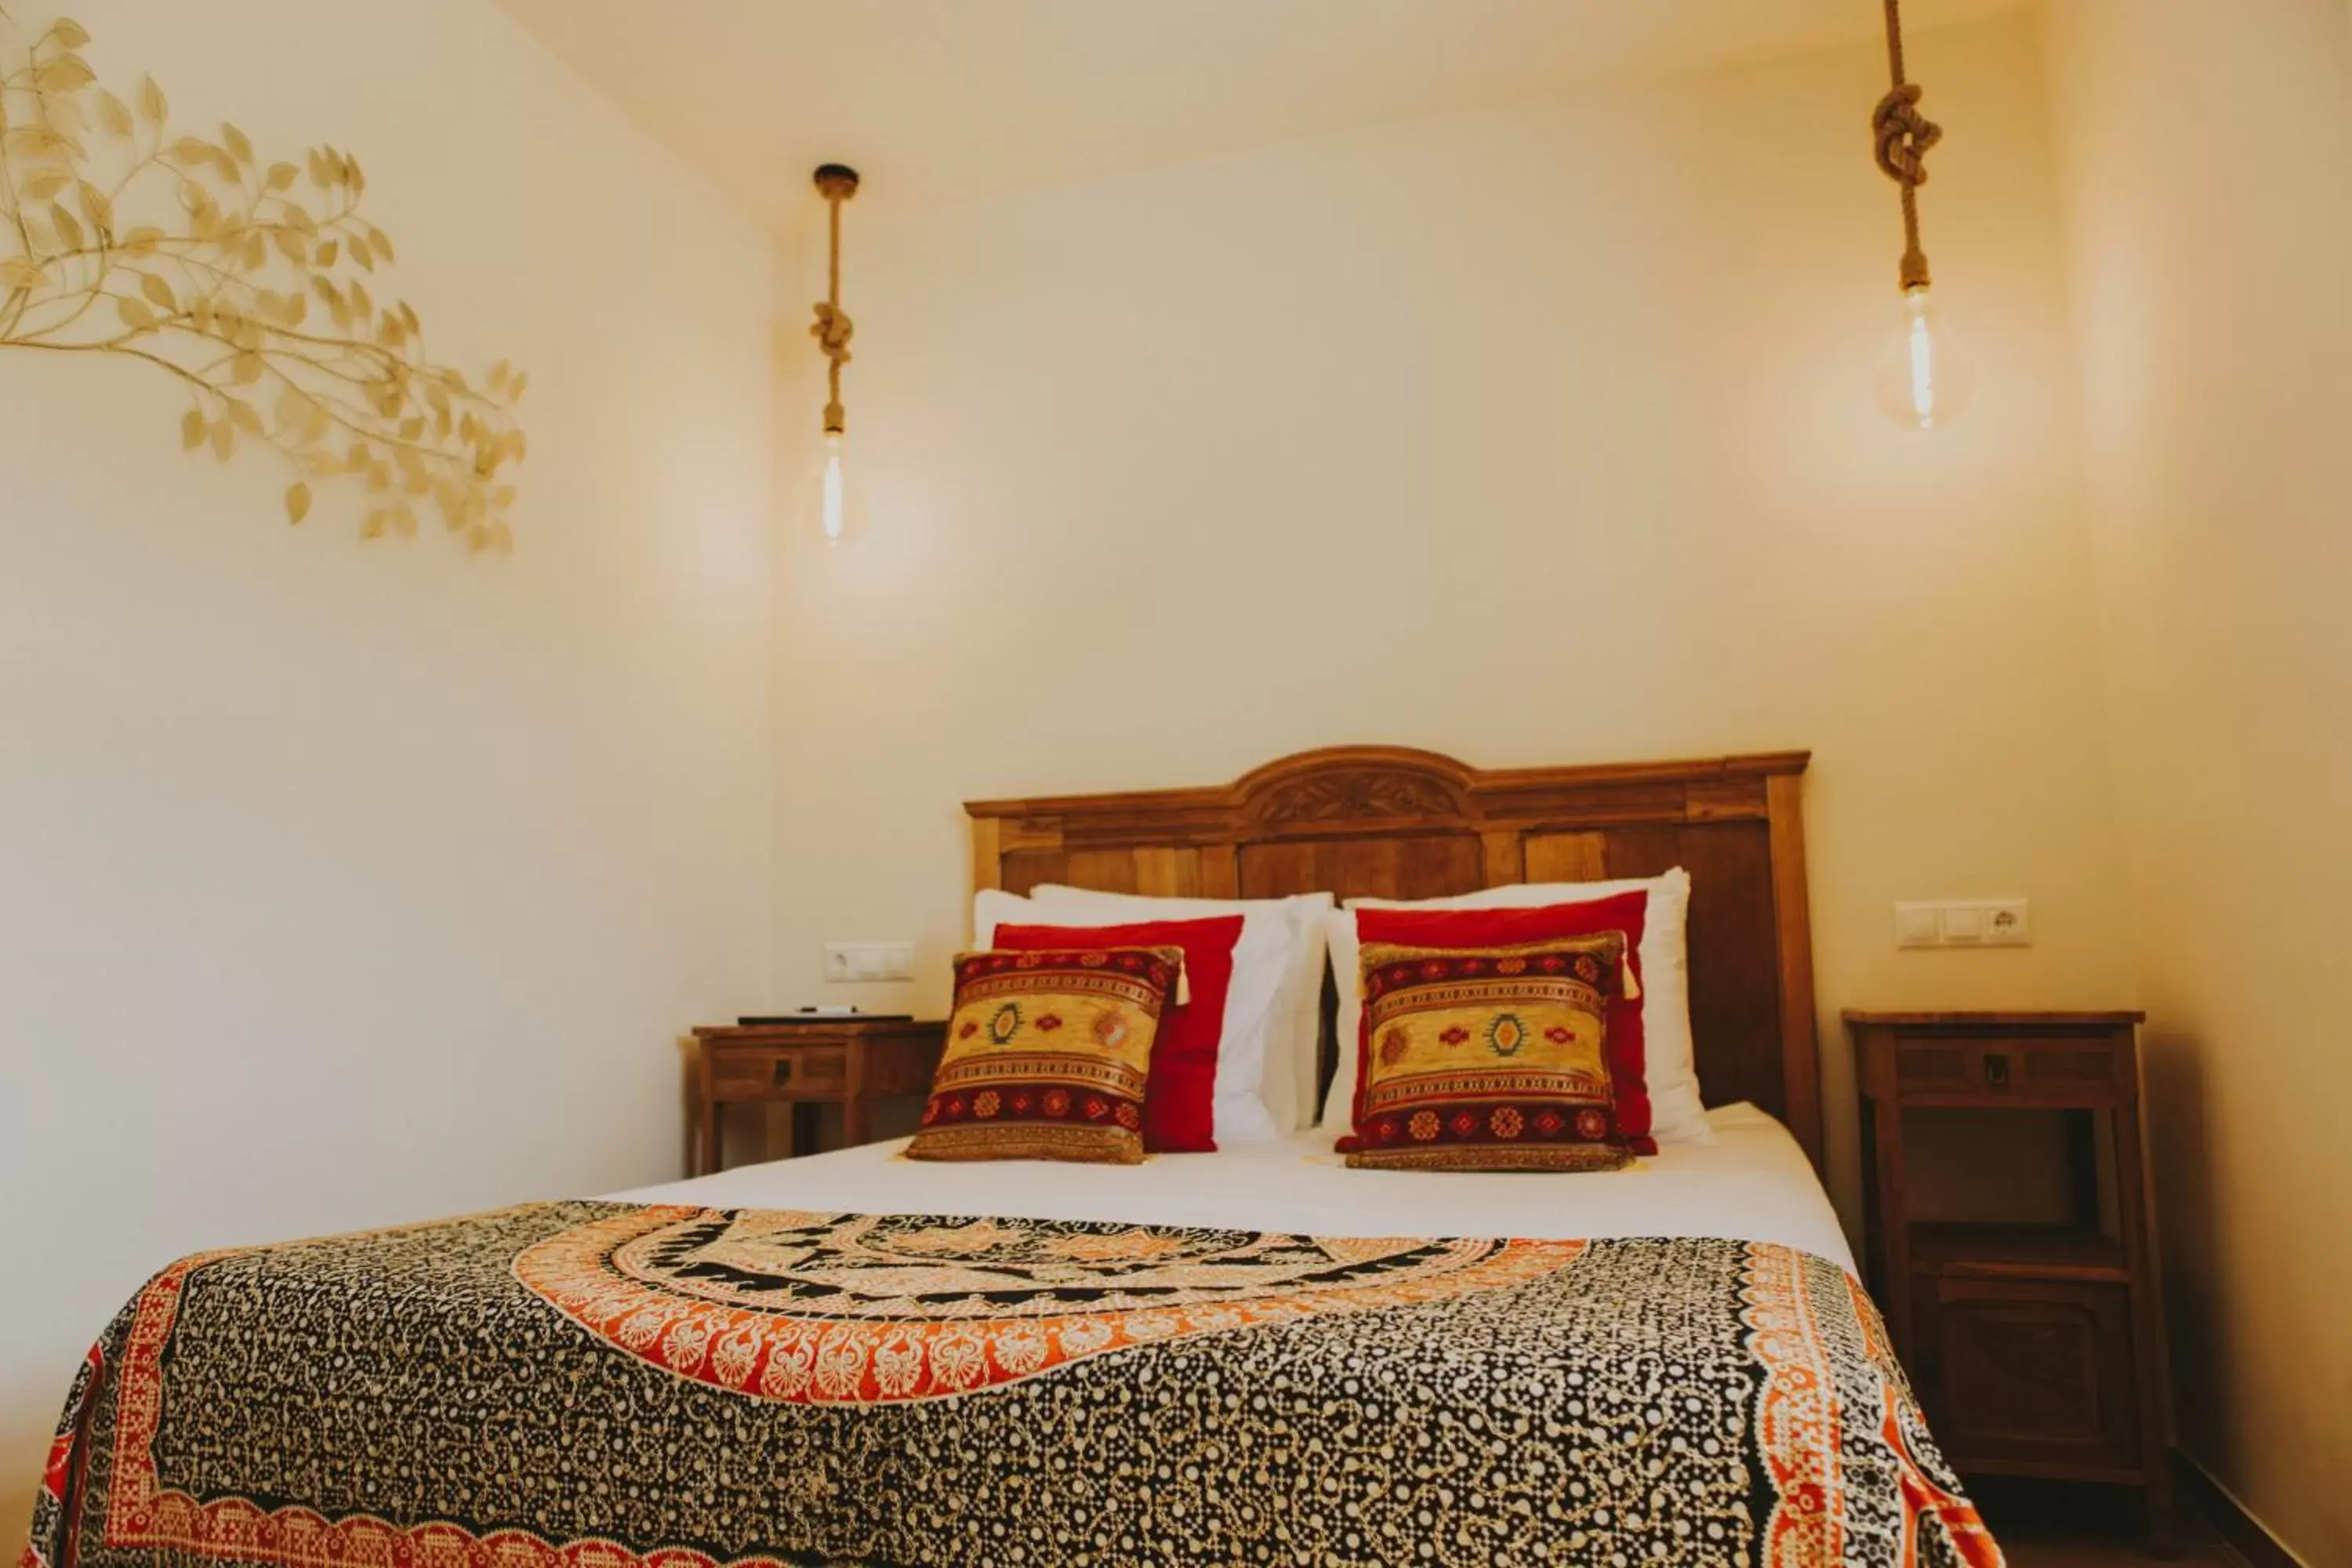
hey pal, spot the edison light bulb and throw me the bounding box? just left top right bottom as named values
left=820, top=430, right=845, bottom=546
left=1873, top=285, right=1973, bottom=430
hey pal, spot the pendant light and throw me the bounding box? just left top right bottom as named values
left=1870, top=0, right=1972, bottom=430
left=810, top=163, right=859, bottom=544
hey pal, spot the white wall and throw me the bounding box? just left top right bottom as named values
left=0, top=0, right=776, bottom=1548
left=770, top=13, right=2135, bottom=1226
left=2042, top=2, right=2352, bottom=1559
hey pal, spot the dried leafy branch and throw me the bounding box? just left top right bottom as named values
left=0, top=12, right=525, bottom=548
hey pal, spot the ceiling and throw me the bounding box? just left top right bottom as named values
left=493, top=0, right=2030, bottom=233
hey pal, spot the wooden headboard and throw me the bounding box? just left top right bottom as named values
left=965, top=746, right=1821, bottom=1170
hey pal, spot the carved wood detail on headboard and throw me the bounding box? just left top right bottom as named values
left=964, top=746, right=1820, bottom=1169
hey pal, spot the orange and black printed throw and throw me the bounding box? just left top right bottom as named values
left=907, top=946, right=1183, bottom=1164
left=23, top=1206, right=2004, bottom=1568
left=1341, top=934, right=1636, bottom=1171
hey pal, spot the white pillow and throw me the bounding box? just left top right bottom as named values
left=1025, top=884, right=1334, bottom=1137
left=1316, top=869, right=1711, bottom=1145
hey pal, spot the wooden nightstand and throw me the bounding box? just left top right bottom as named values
left=1849, top=1010, right=2176, bottom=1552
left=689, top=1019, right=946, bottom=1176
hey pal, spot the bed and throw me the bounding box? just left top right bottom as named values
left=25, top=748, right=2002, bottom=1568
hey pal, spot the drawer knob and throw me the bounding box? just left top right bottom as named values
left=1984, top=1053, right=2009, bottom=1087
left=772, top=1058, right=794, bottom=1086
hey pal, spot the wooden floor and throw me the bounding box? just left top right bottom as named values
left=1975, top=1480, right=2245, bottom=1567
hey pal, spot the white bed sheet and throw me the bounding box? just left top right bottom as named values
left=612, top=1102, right=1853, bottom=1270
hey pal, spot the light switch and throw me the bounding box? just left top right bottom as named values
left=823, top=942, right=915, bottom=982
left=1894, top=904, right=1943, bottom=948
left=1940, top=905, right=1987, bottom=944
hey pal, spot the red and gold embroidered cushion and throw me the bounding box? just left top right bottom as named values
left=1337, top=934, right=1634, bottom=1172
left=908, top=946, right=1184, bottom=1165
left=1354, top=891, right=1657, bottom=1155
left=991, top=914, right=1245, bottom=1153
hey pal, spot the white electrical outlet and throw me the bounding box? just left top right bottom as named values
left=1896, top=899, right=2031, bottom=949
left=823, top=942, right=915, bottom=982
left=1983, top=899, right=2030, bottom=946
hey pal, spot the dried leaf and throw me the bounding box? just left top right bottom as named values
left=209, top=419, right=234, bottom=461
left=314, top=238, right=337, bottom=267
left=231, top=351, right=264, bottom=385
left=227, top=400, right=263, bottom=437
left=362, top=509, right=387, bottom=539
left=96, top=89, right=132, bottom=138
left=285, top=482, right=312, bottom=524
left=180, top=408, right=205, bottom=450
left=139, top=74, right=167, bottom=125
left=51, top=18, right=93, bottom=48
left=347, top=234, right=372, bottom=271
left=488, top=359, right=510, bottom=392
left=508, top=372, right=528, bottom=404
left=365, top=225, right=394, bottom=263
left=167, top=136, right=213, bottom=167
left=221, top=122, right=252, bottom=165
left=24, top=169, right=70, bottom=199
left=8, top=124, right=76, bottom=160
left=273, top=228, right=306, bottom=263
left=0, top=256, right=43, bottom=289
left=264, top=161, right=297, bottom=191
left=77, top=180, right=112, bottom=233
left=35, top=56, right=96, bottom=93
left=120, top=226, right=162, bottom=256
left=138, top=271, right=175, bottom=310
left=50, top=200, right=83, bottom=251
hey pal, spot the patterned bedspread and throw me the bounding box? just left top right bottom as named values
left=24, top=1203, right=2002, bottom=1568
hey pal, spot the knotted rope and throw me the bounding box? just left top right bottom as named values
left=1872, top=0, right=1940, bottom=290
left=811, top=174, right=856, bottom=434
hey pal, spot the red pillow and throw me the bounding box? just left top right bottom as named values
left=1354, top=891, right=1656, bottom=1156
left=992, top=913, right=1244, bottom=1153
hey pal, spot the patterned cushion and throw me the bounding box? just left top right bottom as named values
left=1354, top=892, right=1658, bottom=1155
left=990, top=914, right=1245, bottom=1153
left=1338, top=935, right=1634, bottom=1172
left=908, top=946, right=1185, bottom=1164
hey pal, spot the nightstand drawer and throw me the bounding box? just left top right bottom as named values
left=1895, top=1037, right=2126, bottom=1102
left=710, top=1045, right=850, bottom=1095
left=1911, top=1276, right=2143, bottom=1479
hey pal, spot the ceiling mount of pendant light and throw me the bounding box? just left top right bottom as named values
left=1870, top=0, right=1972, bottom=430
left=810, top=162, right=859, bottom=544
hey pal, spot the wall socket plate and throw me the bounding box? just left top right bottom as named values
left=823, top=942, right=914, bottom=982
left=1896, top=899, right=2031, bottom=949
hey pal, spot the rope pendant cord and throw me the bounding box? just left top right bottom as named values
left=810, top=165, right=858, bottom=436
left=1872, top=0, right=1941, bottom=291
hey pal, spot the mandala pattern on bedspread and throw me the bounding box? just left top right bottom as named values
left=514, top=1206, right=1582, bottom=1402
left=23, top=1203, right=2004, bottom=1568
